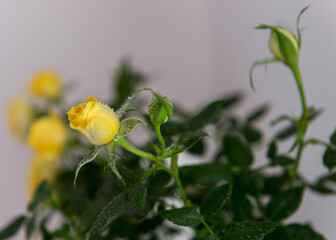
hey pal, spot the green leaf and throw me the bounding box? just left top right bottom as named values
left=118, top=117, right=148, bottom=137
left=86, top=192, right=127, bottom=239
left=28, top=181, right=52, bottom=211
left=179, top=163, right=231, bottom=185
left=323, top=147, right=336, bottom=172
left=224, top=135, right=253, bottom=170
left=265, top=187, right=305, bottom=221
left=0, top=215, right=25, bottom=240
left=104, top=142, right=126, bottom=187
left=74, top=145, right=101, bottom=186
left=217, top=222, right=277, bottom=240
left=246, top=104, right=270, bottom=123
left=127, top=184, right=147, bottom=212
left=200, top=183, right=232, bottom=216
left=285, top=223, right=326, bottom=240
left=159, top=207, right=201, bottom=227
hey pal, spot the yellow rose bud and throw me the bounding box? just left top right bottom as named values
left=27, top=152, right=59, bottom=200
left=6, top=95, right=33, bottom=139
left=67, top=96, right=120, bottom=145
left=29, top=70, right=61, bottom=100
left=27, top=115, right=67, bottom=154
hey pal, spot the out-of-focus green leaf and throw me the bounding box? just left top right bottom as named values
left=127, top=184, right=147, bottom=213
left=285, top=224, right=326, bottom=240
left=265, top=187, right=305, bottom=221
left=246, top=104, right=270, bottom=123
left=224, top=135, right=253, bottom=170
left=323, top=147, right=336, bottom=172
left=262, top=172, right=289, bottom=195
left=188, top=94, right=242, bottom=131
left=217, top=222, right=277, bottom=240
left=159, top=207, right=201, bottom=227
left=28, top=181, right=52, bottom=212
left=0, top=215, right=25, bottom=240
left=111, top=59, right=146, bottom=109
left=200, top=183, right=232, bottom=216
left=270, top=155, right=296, bottom=167
left=25, top=216, right=35, bottom=240
left=274, top=108, right=322, bottom=141
left=179, top=163, right=231, bottom=185
left=267, top=141, right=277, bottom=160
left=242, top=125, right=262, bottom=143
left=199, top=235, right=216, bottom=240
left=264, top=226, right=289, bottom=240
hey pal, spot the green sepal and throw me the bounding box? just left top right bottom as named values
left=249, top=57, right=279, bottom=91
left=296, top=6, right=310, bottom=49
left=118, top=117, right=148, bottom=137
left=116, top=88, right=151, bottom=119
left=104, top=141, right=126, bottom=187
left=74, top=145, right=101, bottom=187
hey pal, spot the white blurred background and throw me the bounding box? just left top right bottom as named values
left=1, top=0, right=336, bottom=239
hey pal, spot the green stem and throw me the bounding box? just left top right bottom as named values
left=290, top=65, right=308, bottom=186
left=116, top=137, right=157, bottom=161
left=154, top=124, right=166, bottom=157
left=116, top=137, right=190, bottom=206
left=200, top=216, right=215, bottom=236
left=291, top=65, right=307, bottom=117
left=171, top=155, right=178, bottom=174
left=116, top=137, right=214, bottom=235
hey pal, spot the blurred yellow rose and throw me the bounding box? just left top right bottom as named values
left=67, top=96, right=120, bottom=145
left=27, top=115, right=67, bottom=154
left=29, top=70, right=61, bottom=100
left=27, top=152, right=59, bottom=200
left=7, top=95, right=33, bottom=139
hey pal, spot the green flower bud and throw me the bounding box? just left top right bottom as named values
left=148, top=93, right=173, bottom=126
left=268, top=26, right=300, bottom=67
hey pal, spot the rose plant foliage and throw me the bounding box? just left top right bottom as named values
left=2, top=7, right=334, bottom=240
